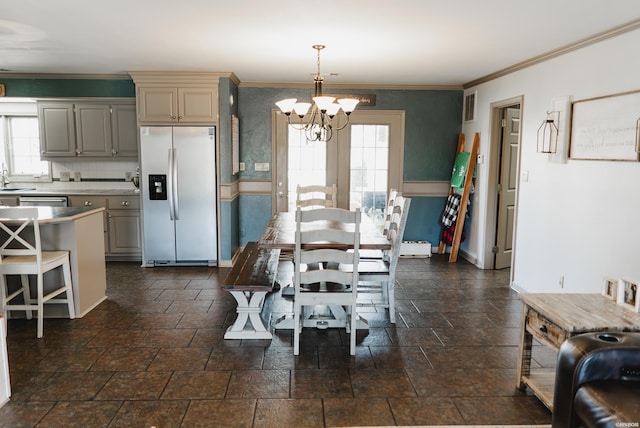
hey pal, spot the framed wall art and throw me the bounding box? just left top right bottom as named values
left=569, top=90, right=640, bottom=161
left=602, top=277, right=618, bottom=301
left=617, top=278, right=640, bottom=312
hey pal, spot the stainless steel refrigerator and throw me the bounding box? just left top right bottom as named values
left=140, top=126, right=217, bottom=266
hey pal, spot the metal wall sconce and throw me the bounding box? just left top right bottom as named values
left=537, top=111, right=559, bottom=154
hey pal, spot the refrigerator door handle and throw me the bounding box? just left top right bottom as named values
left=172, top=148, right=179, bottom=220
left=168, top=148, right=176, bottom=220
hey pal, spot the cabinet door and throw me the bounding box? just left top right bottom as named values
left=111, top=104, right=138, bottom=157
left=0, top=197, right=18, bottom=207
left=138, top=87, right=179, bottom=123
left=178, top=87, right=217, bottom=123
left=108, top=211, right=142, bottom=254
left=38, top=102, right=76, bottom=157
left=75, top=104, right=112, bottom=157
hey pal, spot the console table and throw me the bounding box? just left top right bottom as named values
left=516, top=293, right=640, bottom=410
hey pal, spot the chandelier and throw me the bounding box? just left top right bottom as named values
left=275, top=45, right=360, bottom=142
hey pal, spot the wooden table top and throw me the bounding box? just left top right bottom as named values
left=259, top=211, right=391, bottom=251
left=519, top=293, right=640, bottom=333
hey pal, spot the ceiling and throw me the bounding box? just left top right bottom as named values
left=1, top=0, right=640, bottom=87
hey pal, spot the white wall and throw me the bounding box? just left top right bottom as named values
left=463, top=28, right=640, bottom=294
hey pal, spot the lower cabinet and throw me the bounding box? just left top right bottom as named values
left=69, top=195, right=141, bottom=260
left=0, top=197, right=18, bottom=207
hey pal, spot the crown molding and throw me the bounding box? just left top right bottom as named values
left=464, top=18, right=640, bottom=89
left=0, top=72, right=132, bottom=80
left=239, top=81, right=462, bottom=91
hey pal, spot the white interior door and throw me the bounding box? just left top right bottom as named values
left=494, top=106, right=520, bottom=269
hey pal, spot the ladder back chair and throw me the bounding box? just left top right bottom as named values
left=296, top=184, right=337, bottom=209
left=0, top=208, right=75, bottom=338
left=356, top=196, right=411, bottom=323
left=293, top=207, right=361, bottom=355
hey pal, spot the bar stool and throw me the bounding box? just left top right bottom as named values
left=0, top=207, right=75, bottom=338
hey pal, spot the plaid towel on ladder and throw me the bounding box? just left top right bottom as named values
left=441, top=193, right=461, bottom=227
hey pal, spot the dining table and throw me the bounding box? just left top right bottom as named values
left=258, top=210, right=391, bottom=330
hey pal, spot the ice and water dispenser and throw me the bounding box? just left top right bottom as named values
left=148, top=174, right=167, bottom=200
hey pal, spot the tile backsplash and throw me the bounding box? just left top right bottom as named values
left=13, top=160, right=140, bottom=191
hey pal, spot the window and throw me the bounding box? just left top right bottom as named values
left=349, top=124, right=389, bottom=215
left=0, top=115, right=50, bottom=180
left=287, top=125, right=327, bottom=212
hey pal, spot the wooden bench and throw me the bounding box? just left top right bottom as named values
left=223, top=242, right=280, bottom=339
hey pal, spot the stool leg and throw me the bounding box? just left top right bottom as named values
left=36, top=273, right=44, bottom=339
left=62, top=261, right=75, bottom=319
left=20, top=275, right=33, bottom=320
left=0, top=275, right=7, bottom=318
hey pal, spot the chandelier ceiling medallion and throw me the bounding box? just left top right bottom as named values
left=275, top=45, right=360, bottom=142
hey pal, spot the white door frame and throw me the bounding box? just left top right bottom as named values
left=482, top=96, right=523, bottom=279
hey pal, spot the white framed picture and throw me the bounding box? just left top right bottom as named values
left=602, top=277, right=617, bottom=301
left=617, top=279, right=640, bottom=312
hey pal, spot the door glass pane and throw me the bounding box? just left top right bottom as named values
left=349, top=124, right=389, bottom=225
left=287, top=125, right=326, bottom=212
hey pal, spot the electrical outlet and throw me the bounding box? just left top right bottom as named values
left=73, top=171, right=81, bottom=181
left=60, top=171, right=70, bottom=182
left=125, top=171, right=133, bottom=181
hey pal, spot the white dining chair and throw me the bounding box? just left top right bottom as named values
left=296, top=184, right=337, bottom=209
left=360, top=188, right=399, bottom=260
left=0, top=207, right=75, bottom=338
left=356, top=196, right=411, bottom=324
left=293, top=207, right=361, bottom=355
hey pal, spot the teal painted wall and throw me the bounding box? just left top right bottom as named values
left=237, top=86, right=463, bottom=246
left=0, top=78, right=135, bottom=98
left=239, top=194, right=272, bottom=248
left=220, top=197, right=240, bottom=260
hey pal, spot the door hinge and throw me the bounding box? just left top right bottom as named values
left=496, top=183, right=502, bottom=193
left=501, top=119, right=507, bottom=127
left=492, top=246, right=499, bottom=254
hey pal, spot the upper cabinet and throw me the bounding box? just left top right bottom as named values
left=129, top=72, right=222, bottom=126
left=38, top=100, right=137, bottom=159
left=137, top=86, right=217, bottom=124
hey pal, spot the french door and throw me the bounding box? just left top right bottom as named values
left=273, top=110, right=404, bottom=214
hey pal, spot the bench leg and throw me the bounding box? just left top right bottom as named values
left=224, top=290, right=273, bottom=340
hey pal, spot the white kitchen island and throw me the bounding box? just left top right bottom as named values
left=1, top=206, right=107, bottom=318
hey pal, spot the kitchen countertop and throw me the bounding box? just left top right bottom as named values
left=0, top=206, right=105, bottom=223
left=0, top=188, right=140, bottom=196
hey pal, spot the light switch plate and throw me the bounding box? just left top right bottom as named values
left=255, top=162, right=270, bottom=172
left=73, top=171, right=81, bottom=181
left=125, top=171, right=132, bottom=181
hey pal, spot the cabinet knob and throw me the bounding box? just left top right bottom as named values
left=112, top=149, right=117, bottom=155
left=122, top=201, right=129, bottom=207
left=539, top=325, right=548, bottom=334
left=76, top=149, right=82, bottom=154
left=178, top=115, right=183, bottom=120
left=84, top=201, right=92, bottom=206
left=171, top=115, right=177, bottom=119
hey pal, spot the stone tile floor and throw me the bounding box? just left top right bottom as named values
left=0, top=255, right=553, bottom=427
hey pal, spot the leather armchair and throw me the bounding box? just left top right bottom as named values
left=552, top=331, right=640, bottom=428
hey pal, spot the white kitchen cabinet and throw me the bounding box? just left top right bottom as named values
left=137, top=86, right=217, bottom=124
left=38, top=100, right=137, bottom=159
left=75, top=104, right=112, bottom=157
left=107, top=196, right=141, bottom=256
left=38, top=102, right=76, bottom=157
left=110, top=103, right=138, bottom=157
left=69, top=195, right=141, bottom=260
left=0, top=197, right=18, bottom=207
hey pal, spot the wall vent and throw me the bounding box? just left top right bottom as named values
left=464, top=91, right=476, bottom=122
